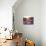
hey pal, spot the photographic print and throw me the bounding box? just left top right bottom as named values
left=23, top=16, right=34, bottom=25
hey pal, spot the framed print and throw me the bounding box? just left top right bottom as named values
left=23, top=16, right=34, bottom=25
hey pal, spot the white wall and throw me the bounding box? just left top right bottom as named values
left=41, top=0, right=46, bottom=46
left=0, top=0, right=46, bottom=46
left=0, top=0, right=16, bottom=30
left=13, top=0, right=41, bottom=46
left=13, top=0, right=46, bottom=46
